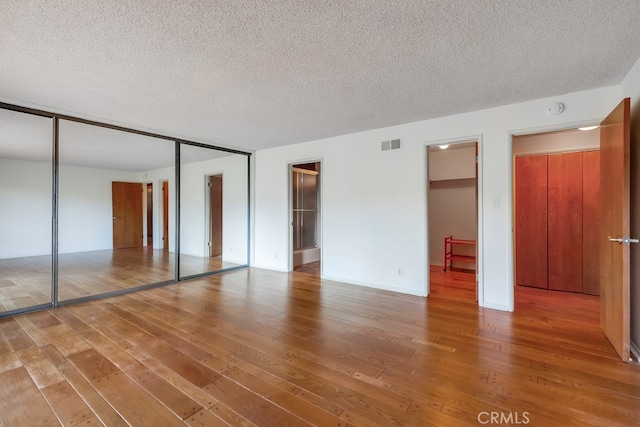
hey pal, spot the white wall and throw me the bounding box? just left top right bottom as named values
left=179, top=154, right=248, bottom=264
left=429, top=145, right=476, bottom=180
left=428, top=146, right=476, bottom=267
left=0, top=158, right=52, bottom=258
left=253, top=85, right=621, bottom=309
left=513, top=128, right=599, bottom=155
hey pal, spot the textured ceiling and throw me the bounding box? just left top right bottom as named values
left=1, top=0, right=640, bottom=152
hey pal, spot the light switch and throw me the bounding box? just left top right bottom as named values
left=491, top=197, right=500, bottom=209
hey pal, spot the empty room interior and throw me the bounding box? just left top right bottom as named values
left=1, top=1, right=640, bottom=426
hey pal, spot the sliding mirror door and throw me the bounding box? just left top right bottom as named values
left=179, top=144, right=249, bottom=278
left=58, top=120, right=175, bottom=301
left=0, top=110, right=53, bottom=313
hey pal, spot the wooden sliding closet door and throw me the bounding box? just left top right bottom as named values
left=582, top=150, right=600, bottom=295
left=547, top=152, right=583, bottom=292
left=515, top=155, right=548, bottom=289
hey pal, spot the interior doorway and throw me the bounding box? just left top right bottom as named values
left=206, top=174, right=223, bottom=258
left=427, top=141, right=478, bottom=301
left=290, top=162, right=321, bottom=275
left=512, top=127, right=600, bottom=295
left=512, top=100, right=635, bottom=362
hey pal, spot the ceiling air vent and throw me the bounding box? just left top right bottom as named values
left=381, top=138, right=402, bottom=151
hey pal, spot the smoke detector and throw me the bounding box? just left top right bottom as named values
left=547, top=102, right=565, bottom=116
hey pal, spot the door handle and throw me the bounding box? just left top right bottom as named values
left=608, top=236, right=640, bottom=244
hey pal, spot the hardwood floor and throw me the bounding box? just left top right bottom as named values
left=0, top=266, right=639, bottom=426
left=0, top=248, right=243, bottom=312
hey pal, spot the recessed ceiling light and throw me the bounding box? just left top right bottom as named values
left=439, top=144, right=449, bottom=149
left=578, top=125, right=599, bottom=131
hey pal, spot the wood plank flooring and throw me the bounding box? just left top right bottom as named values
left=0, top=266, right=639, bottom=426
left=0, top=248, right=242, bottom=312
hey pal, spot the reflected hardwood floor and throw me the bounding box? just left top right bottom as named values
left=293, top=260, right=320, bottom=275
left=0, top=248, right=240, bottom=311
left=0, top=267, right=639, bottom=426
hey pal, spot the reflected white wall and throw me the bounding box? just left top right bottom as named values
left=0, top=158, right=51, bottom=258
left=179, top=153, right=248, bottom=264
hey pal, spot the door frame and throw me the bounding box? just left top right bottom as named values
left=508, top=119, right=603, bottom=311
left=424, top=135, right=483, bottom=304
left=143, top=182, right=153, bottom=247
left=287, top=158, right=323, bottom=273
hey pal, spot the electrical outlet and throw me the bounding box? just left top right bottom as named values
left=397, top=268, right=403, bottom=276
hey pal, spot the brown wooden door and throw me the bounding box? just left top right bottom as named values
left=548, top=152, right=583, bottom=292
left=162, top=181, right=169, bottom=250
left=209, top=175, right=223, bottom=257
left=600, top=98, right=631, bottom=362
left=515, top=155, right=548, bottom=289
left=582, top=150, right=600, bottom=295
left=112, top=182, right=143, bottom=249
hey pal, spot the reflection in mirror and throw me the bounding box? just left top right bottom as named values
left=179, top=144, right=249, bottom=278
left=0, top=110, right=53, bottom=312
left=58, top=120, right=175, bottom=301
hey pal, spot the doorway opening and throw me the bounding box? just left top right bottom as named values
left=512, top=99, right=635, bottom=362
left=206, top=174, right=223, bottom=258
left=427, top=141, right=478, bottom=302
left=291, top=162, right=321, bottom=275
left=512, top=128, right=601, bottom=297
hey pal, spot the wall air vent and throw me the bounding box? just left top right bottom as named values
left=381, top=138, right=402, bottom=151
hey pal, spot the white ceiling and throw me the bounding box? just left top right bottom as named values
left=1, top=0, right=640, bottom=152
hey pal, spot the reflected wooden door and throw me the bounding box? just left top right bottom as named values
left=112, top=182, right=143, bottom=249
left=208, top=175, right=223, bottom=257
left=600, top=98, right=631, bottom=361
left=163, top=181, right=169, bottom=250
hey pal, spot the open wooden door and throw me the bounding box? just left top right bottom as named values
left=600, top=98, right=632, bottom=362
left=112, top=182, right=143, bottom=249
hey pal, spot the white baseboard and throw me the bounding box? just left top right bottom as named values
left=249, top=263, right=288, bottom=273
left=320, top=275, right=427, bottom=297
left=479, top=301, right=512, bottom=312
